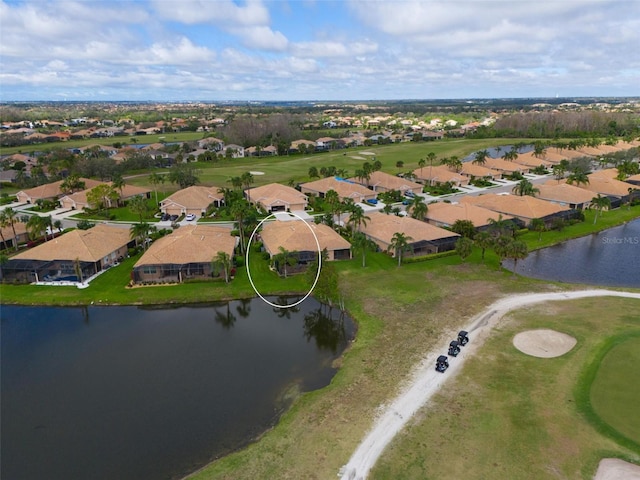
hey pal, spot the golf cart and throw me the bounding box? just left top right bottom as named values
left=458, top=330, right=469, bottom=346
left=435, top=355, right=449, bottom=372
left=448, top=340, right=461, bottom=357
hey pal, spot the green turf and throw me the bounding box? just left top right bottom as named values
left=590, top=336, right=640, bottom=445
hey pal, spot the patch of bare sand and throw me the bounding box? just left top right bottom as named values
left=594, top=458, right=640, bottom=480
left=513, top=329, right=577, bottom=358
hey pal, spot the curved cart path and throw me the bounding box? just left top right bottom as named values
left=339, top=289, right=640, bottom=480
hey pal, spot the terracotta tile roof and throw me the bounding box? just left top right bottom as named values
left=411, top=165, right=468, bottom=185
left=299, top=177, right=376, bottom=201
left=459, top=163, right=500, bottom=178
left=134, top=225, right=236, bottom=267
left=582, top=174, right=636, bottom=196
left=536, top=150, right=570, bottom=163
left=360, top=211, right=459, bottom=245
left=460, top=193, right=570, bottom=220
left=535, top=183, right=595, bottom=205
left=349, top=171, right=422, bottom=192
left=484, top=158, right=529, bottom=173
left=245, top=183, right=308, bottom=209
left=17, top=178, right=102, bottom=200
left=12, top=224, right=131, bottom=262
left=260, top=220, right=351, bottom=255
left=107, top=182, right=150, bottom=199
left=512, top=152, right=554, bottom=168
left=0, top=221, right=28, bottom=239
left=160, top=186, right=224, bottom=209
left=425, top=202, right=514, bottom=228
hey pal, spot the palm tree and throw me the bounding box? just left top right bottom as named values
left=566, top=169, right=590, bottom=187
left=473, top=230, right=493, bottom=261
left=111, top=173, right=126, bottom=205
left=502, top=148, right=518, bottom=162
left=129, top=222, right=154, bottom=251
left=0, top=253, right=9, bottom=281
left=324, top=189, right=340, bottom=218
left=308, top=166, right=319, bottom=179
left=389, top=231, right=413, bottom=267
left=351, top=231, right=376, bottom=267
left=273, top=246, right=298, bottom=278
left=473, top=150, right=489, bottom=166
left=347, top=205, right=370, bottom=233
left=212, top=251, right=232, bottom=283
left=53, top=219, right=63, bottom=234
left=552, top=164, right=566, bottom=184
left=128, top=195, right=149, bottom=222
left=395, top=160, right=404, bottom=172
left=447, top=155, right=462, bottom=173
left=231, top=200, right=251, bottom=254
left=240, top=171, right=254, bottom=190
left=26, top=215, right=46, bottom=241
left=409, top=195, right=428, bottom=220
left=148, top=172, right=165, bottom=205
left=507, top=240, right=528, bottom=276
left=591, top=194, right=611, bottom=224
left=2, top=207, right=20, bottom=251
left=529, top=218, right=546, bottom=241
left=487, top=214, right=515, bottom=238
left=418, top=157, right=426, bottom=177
left=512, top=179, right=540, bottom=196
left=532, top=141, right=547, bottom=158
left=0, top=212, right=9, bottom=250
left=455, top=236, right=473, bottom=262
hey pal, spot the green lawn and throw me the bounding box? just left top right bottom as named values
left=589, top=335, right=640, bottom=447
left=371, top=297, right=640, bottom=480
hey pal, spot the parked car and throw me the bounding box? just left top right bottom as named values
left=169, top=214, right=179, bottom=222
left=161, top=213, right=170, bottom=221
left=458, top=330, right=469, bottom=346
left=185, top=213, right=196, bottom=221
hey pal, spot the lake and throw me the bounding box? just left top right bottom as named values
left=504, top=218, right=640, bottom=287
left=0, top=297, right=355, bottom=480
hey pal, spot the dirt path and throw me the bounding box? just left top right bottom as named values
left=339, top=289, right=640, bottom=480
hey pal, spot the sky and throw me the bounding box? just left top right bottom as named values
left=1, top=0, right=639, bottom=102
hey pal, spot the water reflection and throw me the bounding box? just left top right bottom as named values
left=504, top=219, right=640, bottom=287
left=1, top=297, right=355, bottom=480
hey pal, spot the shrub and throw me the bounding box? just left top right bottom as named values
left=234, top=255, right=245, bottom=267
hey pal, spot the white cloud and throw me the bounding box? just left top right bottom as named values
left=151, top=0, right=269, bottom=26
left=291, top=40, right=378, bottom=58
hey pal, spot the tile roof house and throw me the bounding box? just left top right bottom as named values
left=459, top=163, right=502, bottom=180
left=512, top=152, right=554, bottom=168
left=260, top=220, right=351, bottom=265
left=460, top=193, right=574, bottom=226
left=299, top=177, right=376, bottom=203
left=16, top=178, right=103, bottom=204
left=360, top=212, right=460, bottom=257
left=349, top=171, right=423, bottom=194
left=411, top=165, right=469, bottom=187
left=245, top=183, right=308, bottom=213
left=58, top=182, right=151, bottom=210
left=484, top=158, right=530, bottom=175
left=0, top=221, right=29, bottom=250
left=262, top=220, right=352, bottom=258
left=535, top=183, right=595, bottom=210
left=160, top=186, right=224, bottom=217
left=424, top=202, right=515, bottom=230
left=132, top=225, right=237, bottom=284
left=3, top=224, right=133, bottom=284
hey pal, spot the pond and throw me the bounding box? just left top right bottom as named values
left=1, top=297, right=355, bottom=480
left=504, top=218, right=640, bottom=287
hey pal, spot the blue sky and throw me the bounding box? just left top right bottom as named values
left=1, top=0, right=638, bottom=101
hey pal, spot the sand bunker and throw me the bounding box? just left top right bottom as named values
left=249, top=171, right=265, bottom=175
left=594, top=458, right=640, bottom=480
left=513, top=329, right=577, bottom=358
left=350, top=156, right=366, bottom=160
